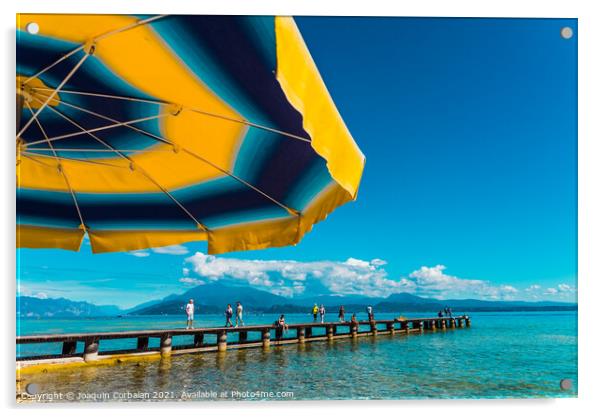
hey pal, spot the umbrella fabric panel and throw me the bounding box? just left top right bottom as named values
left=16, top=14, right=365, bottom=254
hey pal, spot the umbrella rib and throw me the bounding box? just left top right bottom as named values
left=20, top=153, right=55, bottom=167
left=27, top=148, right=175, bottom=153
left=22, top=15, right=168, bottom=85
left=31, top=101, right=210, bottom=233
left=17, top=52, right=91, bottom=141
left=31, top=88, right=312, bottom=143
left=24, top=113, right=170, bottom=147
left=37, top=95, right=301, bottom=216
left=22, top=151, right=129, bottom=169
left=23, top=101, right=87, bottom=230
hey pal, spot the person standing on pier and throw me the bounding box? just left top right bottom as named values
left=225, top=304, right=234, bottom=327
left=366, top=305, right=374, bottom=321
left=312, top=303, right=319, bottom=321
left=185, top=299, right=195, bottom=329
left=338, top=305, right=345, bottom=322
left=235, top=301, right=244, bottom=327
left=319, top=304, right=326, bottom=323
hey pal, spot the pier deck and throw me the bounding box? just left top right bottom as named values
left=17, top=315, right=471, bottom=370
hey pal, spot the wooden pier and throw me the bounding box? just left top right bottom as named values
left=16, top=316, right=471, bottom=370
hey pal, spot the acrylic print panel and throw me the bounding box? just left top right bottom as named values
left=16, top=14, right=577, bottom=402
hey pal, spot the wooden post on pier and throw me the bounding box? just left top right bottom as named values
left=137, top=337, right=149, bottom=350
left=401, top=321, right=409, bottom=334
left=194, top=333, right=204, bottom=347
left=350, top=324, right=358, bottom=337
left=370, top=321, right=378, bottom=336
left=160, top=334, right=172, bottom=356
left=217, top=330, right=227, bottom=352
left=430, top=320, right=437, bottom=331
left=262, top=328, right=271, bottom=349
left=306, top=327, right=313, bottom=338
left=239, top=331, right=248, bottom=343
left=440, top=319, right=446, bottom=330
left=327, top=325, right=334, bottom=340
left=386, top=322, right=395, bottom=335
left=62, top=341, right=77, bottom=355
left=297, top=327, right=305, bottom=343
left=466, top=317, right=471, bottom=327
left=83, top=338, right=99, bottom=362
left=457, top=318, right=464, bottom=328
left=450, top=318, right=456, bottom=328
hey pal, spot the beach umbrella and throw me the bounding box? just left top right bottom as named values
left=16, top=15, right=365, bottom=254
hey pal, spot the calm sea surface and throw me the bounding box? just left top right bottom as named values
left=17, top=311, right=577, bottom=401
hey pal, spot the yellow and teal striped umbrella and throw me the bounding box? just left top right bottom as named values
left=16, top=14, right=365, bottom=255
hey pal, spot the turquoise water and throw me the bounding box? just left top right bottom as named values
left=17, top=311, right=577, bottom=400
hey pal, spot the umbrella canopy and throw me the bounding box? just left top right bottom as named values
left=16, top=14, right=365, bottom=255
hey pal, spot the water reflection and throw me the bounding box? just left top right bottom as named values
left=17, top=312, right=578, bottom=401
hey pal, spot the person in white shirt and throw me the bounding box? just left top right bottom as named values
left=235, top=301, right=245, bottom=327
left=319, top=304, right=326, bottom=323
left=185, top=299, right=195, bottom=329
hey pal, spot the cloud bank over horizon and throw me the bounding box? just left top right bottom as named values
left=181, top=252, right=576, bottom=302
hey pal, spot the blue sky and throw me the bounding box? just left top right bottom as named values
left=17, top=17, right=577, bottom=308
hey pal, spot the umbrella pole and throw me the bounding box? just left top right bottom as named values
left=16, top=93, right=23, bottom=136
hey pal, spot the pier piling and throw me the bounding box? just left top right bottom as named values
left=137, top=337, right=149, bottom=350
left=262, top=328, right=271, bottom=349
left=61, top=341, right=77, bottom=355
left=217, top=331, right=227, bottom=352
left=160, top=334, right=172, bottom=356
left=297, top=327, right=305, bottom=343
left=83, top=338, right=99, bottom=362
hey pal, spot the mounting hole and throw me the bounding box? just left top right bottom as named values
left=560, top=378, right=573, bottom=390
left=26, top=22, right=40, bottom=35
left=560, top=27, right=573, bottom=39
left=25, top=383, right=40, bottom=395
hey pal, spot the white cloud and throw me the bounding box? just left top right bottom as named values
left=407, top=265, right=519, bottom=300
left=182, top=252, right=576, bottom=302
left=542, top=283, right=576, bottom=298
left=152, top=245, right=189, bottom=255
left=184, top=252, right=405, bottom=298
left=128, top=245, right=189, bottom=257
left=179, top=277, right=204, bottom=286
left=129, top=250, right=150, bottom=257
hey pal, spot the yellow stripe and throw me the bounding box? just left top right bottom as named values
left=89, top=229, right=207, bottom=253
left=275, top=16, right=365, bottom=199
left=17, top=14, right=246, bottom=193
left=17, top=225, right=84, bottom=251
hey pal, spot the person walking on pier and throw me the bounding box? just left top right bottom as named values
left=366, top=305, right=374, bottom=321
left=312, top=303, right=319, bottom=321
left=185, top=299, right=195, bottom=329
left=235, top=301, right=245, bottom=327
left=319, top=304, right=326, bottom=323
left=225, top=304, right=234, bottom=327
left=338, top=305, right=345, bottom=322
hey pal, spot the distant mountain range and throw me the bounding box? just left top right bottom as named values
left=16, top=296, right=121, bottom=318
left=16, top=282, right=576, bottom=318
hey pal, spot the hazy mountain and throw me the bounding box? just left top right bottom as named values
left=128, top=282, right=289, bottom=314
left=16, top=296, right=122, bottom=318
left=129, top=282, right=576, bottom=315
left=17, top=282, right=576, bottom=318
